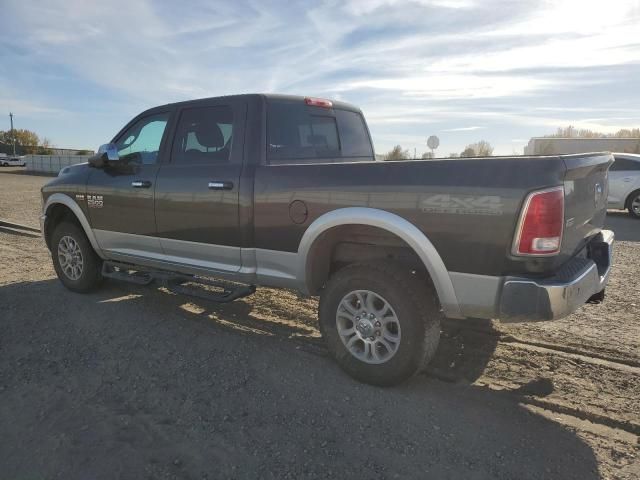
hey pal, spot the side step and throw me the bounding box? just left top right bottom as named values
left=102, top=261, right=256, bottom=303
left=102, top=263, right=154, bottom=285
left=164, top=277, right=256, bottom=303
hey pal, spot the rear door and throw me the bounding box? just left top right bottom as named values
left=154, top=100, right=246, bottom=272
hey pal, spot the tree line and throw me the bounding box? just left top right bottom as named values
left=544, top=126, right=640, bottom=139
left=382, top=140, right=493, bottom=160
left=0, top=128, right=54, bottom=155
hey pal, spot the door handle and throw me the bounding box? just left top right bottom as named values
left=623, top=177, right=633, bottom=182
left=131, top=180, right=152, bottom=188
left=208, top=181, right=234, bottom=190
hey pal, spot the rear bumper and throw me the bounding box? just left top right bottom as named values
left=449, top=230, right=614, bottom=322
left=499, top=230, right=614, bottom=322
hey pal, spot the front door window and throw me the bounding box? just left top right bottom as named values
left=116, top=113, right=170, bottom=165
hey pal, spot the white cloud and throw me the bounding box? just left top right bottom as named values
left=332, top=73, right=553, bottom=99
left=442, top=126, right=485, bottom=132
left=343, top=0, right=476, bottom=15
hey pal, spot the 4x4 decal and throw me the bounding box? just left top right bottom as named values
left=420, top=194, right=503, bottom=215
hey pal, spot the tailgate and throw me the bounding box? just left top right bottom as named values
left=561, top=153, right=614, bottom=258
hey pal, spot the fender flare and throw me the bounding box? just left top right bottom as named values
left=296, top=207, right=463, bottom=319
left=43, top=193, right=105, bottom=258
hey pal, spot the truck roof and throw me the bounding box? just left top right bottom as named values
left=160, top=93, right=362, bottom=113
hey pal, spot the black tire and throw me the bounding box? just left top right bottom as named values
left=626, top=189, right=640, bottom=219
left=319, top=261, right=442, bottom=386
left=51, top=221, right=104, bottom=293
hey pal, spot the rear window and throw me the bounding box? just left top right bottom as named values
left=267, top=101, right=372, bottom=164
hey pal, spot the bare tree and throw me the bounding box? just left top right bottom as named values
left=383, top=145, right=411, bottom=161
left=460, top=140, right=493, bottom=157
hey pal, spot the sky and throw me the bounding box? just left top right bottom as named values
left=1, top=0, right=639, bottom=156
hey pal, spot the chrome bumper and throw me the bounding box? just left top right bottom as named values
left=499, top=230, right=614, bottom=322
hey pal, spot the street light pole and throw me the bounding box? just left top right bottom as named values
left=9, top=112, right=16, bottom=156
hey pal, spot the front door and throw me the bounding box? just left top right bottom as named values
left=154, top=102, right=245, bottom=272
left=86, top=111, right=171, bottom=258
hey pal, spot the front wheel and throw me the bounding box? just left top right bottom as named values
left=627, top=190, right=640, bottom=219
left=51, top=221, right=104, bottom=293
left=319, top=261, right=442, bottom=386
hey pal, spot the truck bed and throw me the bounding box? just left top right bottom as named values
left=253, top=153, right=613, bottom=278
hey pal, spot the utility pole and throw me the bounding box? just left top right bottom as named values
left=9, top=112, right=16, bottom=156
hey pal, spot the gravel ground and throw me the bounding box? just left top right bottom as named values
left=0, top=170, right=638, bottom=479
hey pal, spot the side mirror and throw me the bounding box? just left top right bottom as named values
left=89, top=143, right=119, bottom=168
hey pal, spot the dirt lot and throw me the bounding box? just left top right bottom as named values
left=0, top=170, right=638, bottom=479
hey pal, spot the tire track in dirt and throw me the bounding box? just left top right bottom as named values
left=444, top=318, right=640, bottom=369
left=429, top=324, right=640, bottom=439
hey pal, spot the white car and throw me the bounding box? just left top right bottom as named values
left=608, top=153, right=640, bottom=219
left=0, top=156, right=26, bottom=167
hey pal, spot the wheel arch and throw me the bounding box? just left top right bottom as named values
left=43, top=193, right=104, bottom=257
left=296, top=207, right=463, bottom=319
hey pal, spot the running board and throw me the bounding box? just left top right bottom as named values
left=102, top=262, right=154, bottom=285
left=163, top=277, right=256, bottom=303
left=102, top=261, right=256, bottom=303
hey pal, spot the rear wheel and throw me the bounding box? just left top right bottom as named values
left=51, top=221, right=104, bottom=292
left=627, top=190, right=640, bottom=219
left=319, top=261, right=441, bottom=386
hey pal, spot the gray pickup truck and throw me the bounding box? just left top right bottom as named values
left=41, top=94, right=614, bottom=385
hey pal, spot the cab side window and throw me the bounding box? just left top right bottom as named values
left=266, top=101, right=373, bottom=165
left=172, top=106, right=234, bottom=164
left=267, top=102, right=339, bottom=164
left=116, top=112, right=169, bottom=165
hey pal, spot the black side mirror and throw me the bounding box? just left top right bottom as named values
left=88, top=143, right=119, bottom=168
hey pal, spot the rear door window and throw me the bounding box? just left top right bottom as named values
left=171, top=106, right=234, bottom=164
left=267, top=100, right=372, bottom=164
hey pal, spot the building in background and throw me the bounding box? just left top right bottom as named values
left=524, top=137, right=640, bottom=155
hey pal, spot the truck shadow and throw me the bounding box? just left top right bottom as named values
left=0, top=278, right=601, bottom=479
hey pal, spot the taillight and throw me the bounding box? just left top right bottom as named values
left=304, top=97, right=333, bottom=108
left=513, top=186, right=564, bottom=256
